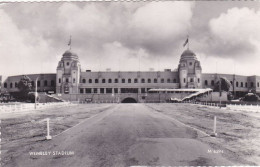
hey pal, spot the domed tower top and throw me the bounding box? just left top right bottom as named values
left=61, top=50, right=79, bottom=61
left=178, top=48, right=202, bottom=89
left=179, top=49, right=197, bottom=62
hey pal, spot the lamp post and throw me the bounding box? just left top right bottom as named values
left=219, top=77, right=222, bottom=107
left=35, top=77, right=38, bottom=109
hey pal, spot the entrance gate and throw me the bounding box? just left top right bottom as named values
left=121, top=97, right=137, bottom=103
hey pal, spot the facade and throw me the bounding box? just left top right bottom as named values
left=1, top=74, right=56, bottom=94
left=1, top=49, right=260, bottom=102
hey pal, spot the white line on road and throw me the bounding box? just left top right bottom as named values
left=52, top=105, right=116, bottom=138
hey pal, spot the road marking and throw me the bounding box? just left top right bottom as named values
left=52, top=105, right=116, bottom=138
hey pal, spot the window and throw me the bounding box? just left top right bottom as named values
left=189, top=62, right=192, bottom=66
left=258, top=82, right=259, bottom=87
left=51, top=80, right=55, bottom=86
left=184, top=78, right=186, bottom=83
left=134, top=78, right=138, bottom=83
left=114, top=88, right=118, bottom=94
left=89, top=79, right=92, bottom=83
left=82, top=79, right=86, bottom=83
left=93, top=88, right=98, bottom=93
left=205, top=80, right=208, bottom=86
left=236, top=81, right=239, bottom=87
left=161, top=79, right=164, bottom=83
left=67, top=62, right=70, bottom=66
left=100, top=88, right=105, bottom=94
left=230, top=81, right=233, bottom=85
left=251, top=82, right=254, bottom=87
left=141, top=78, right=145, bottom=83
left=31, top=81, right=35, bottom=87
left=141, top=88, right=146, bottom=93
left=85, top=88, right=91, bottom=94
left=154, top=79, right=157, bottom=83
left=128, top=79, right=131, bottom=83
left=15, top=82, right=18, bottom=88
left=44, top=80, right=48, bottom=86
left=241, top=82, right=243, bottom=87
left=115, top=79, right=118, bottom=83
left=4, top=83, right=7, bottom=88
left=95, top=79, right=99, bottom=83
left=148, top=79, right=151, bottom=83
left=211, top=80, right=214, bottom=86
left=173, top=79, right=177, bottom=83
left=66, top=78, right=69, bottom=83
left=37, top=80, right=41, bottom=86
left=80, top=88, right=84, bottom=94
left=106, top=88, right=112, bottom=93
left=59, top=78, right=61, bottom=83
left=198, top=78, right=200, bottom=83
left=167, top=79, right=171, bottom=83
left=108, top=79, right=112, bottom=83
left=245, top=82, right=248, bottom=87
left=10, top=83, right=13, bottom=88
left=190, top=78, right=194, bottom=82
left=122, top=79, right=125, bottom=83
left=102, top=79, right=106, bottom=83
left=73, top=78, right=75, bottom=83
left=121, top=88, right=138, bottom=93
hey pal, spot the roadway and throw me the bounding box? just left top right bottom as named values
left=9, top=104, right=234, bottom=167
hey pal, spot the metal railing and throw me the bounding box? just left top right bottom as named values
left=0, top=102, right=77, bottom=112
left=180, top=100, right=260, bottom=112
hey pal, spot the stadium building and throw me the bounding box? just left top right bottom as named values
left=1, top=48, right=260, bottom=103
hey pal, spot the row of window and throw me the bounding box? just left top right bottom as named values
left=81, top=78, right=179, bottom=84
left=79, top=88, right=151, bottom=94
left=204, top=80, right=260, bottom=88
left=79, top=88, right=199, bottom=94
left=3, top=80, right=55, bottom=89
left=183, top=78, right=200, bottom=83
left=58, top=78, right=76, bottom=84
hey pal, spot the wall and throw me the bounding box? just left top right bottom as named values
left=58, top=92, right=194, bottom=103
left=1, top=74, right=56, bottom=93
left=199, top=92, right=228, bottom=102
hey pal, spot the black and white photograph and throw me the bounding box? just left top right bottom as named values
left=0, top=1, right=260, bottom=166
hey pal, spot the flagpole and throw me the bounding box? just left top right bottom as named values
left=70, top=35, right=72, bottom=50
left=187, top=35, right=189, bottom=50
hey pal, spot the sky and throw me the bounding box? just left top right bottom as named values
left=0, top=1, right=260, bottom=77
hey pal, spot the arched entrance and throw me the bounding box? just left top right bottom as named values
left=121, top=97, right=137, bottom=103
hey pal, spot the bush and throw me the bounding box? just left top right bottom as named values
left=243, top=93, right=259, bottom=102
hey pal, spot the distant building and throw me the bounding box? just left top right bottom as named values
left=1, top=49, right=260, bottom=102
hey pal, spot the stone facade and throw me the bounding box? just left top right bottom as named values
left=1, top=49, right=260, bottom=102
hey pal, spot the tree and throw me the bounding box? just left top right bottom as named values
left=213, top=77, right=232, bottom=92
left=16, top=75, right=33, bottom=101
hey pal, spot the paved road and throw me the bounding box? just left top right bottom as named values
left=11, top=104, right=234, bottom=167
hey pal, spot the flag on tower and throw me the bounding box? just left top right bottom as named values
left=183, top=38, right=189, bottom=47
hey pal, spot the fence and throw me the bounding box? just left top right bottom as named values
left=180, top=100, right=260, bottom=112
left=226, top=104, right=260, bottom=112
left=0, top=102, right=77, bottom=112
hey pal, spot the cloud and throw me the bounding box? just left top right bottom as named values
left=126, top=1, right=194, bottom=55
left=0, top=9, right=58, bottom=76
left=208, top=7, right=260, bottom=59
left=2, top=2, right=260, bottom=76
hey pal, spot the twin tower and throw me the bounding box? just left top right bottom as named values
left=56, top=49, right=202, bottom=94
